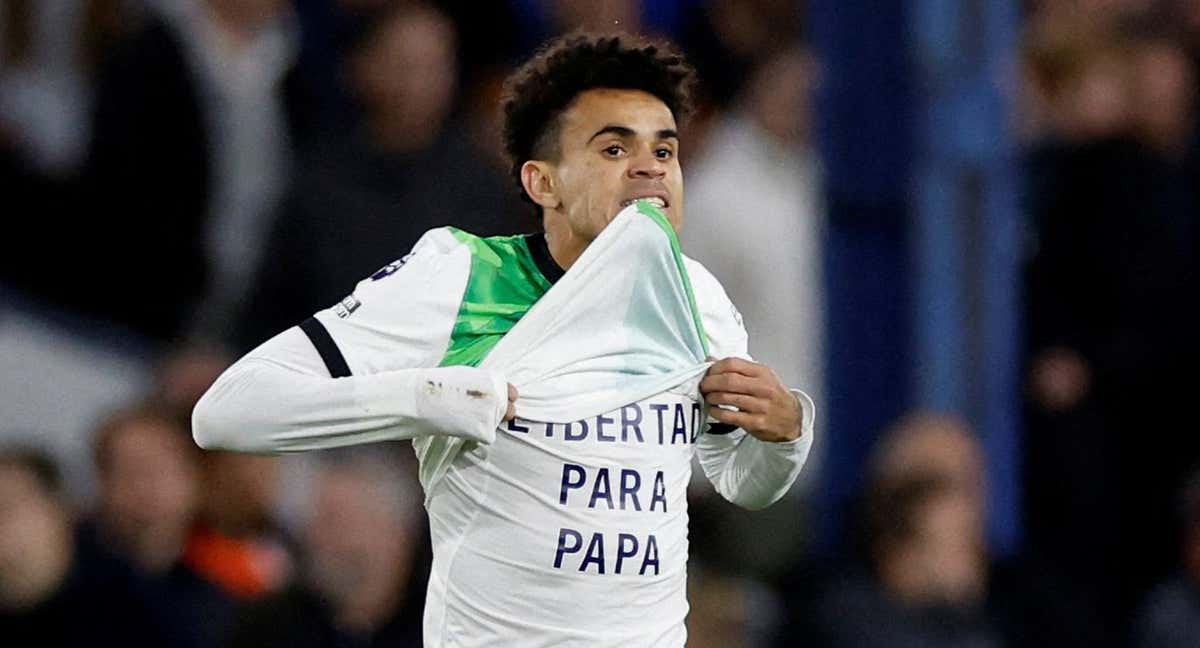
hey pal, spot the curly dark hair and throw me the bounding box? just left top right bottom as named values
left=501, top=32, right=696, bottom=211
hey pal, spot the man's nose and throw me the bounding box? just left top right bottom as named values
left=627, top=150, right=667, bottom=179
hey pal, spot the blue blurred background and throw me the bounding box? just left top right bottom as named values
left=1, top=0, right=1198, bottom=646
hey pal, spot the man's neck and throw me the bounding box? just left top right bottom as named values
left=542, top=213, right=587, bottom=271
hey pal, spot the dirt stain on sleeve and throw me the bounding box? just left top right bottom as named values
left=465, top=389, right=488, bottom=399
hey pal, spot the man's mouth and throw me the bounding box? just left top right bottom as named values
left=620, top=196, right=669, bottom=209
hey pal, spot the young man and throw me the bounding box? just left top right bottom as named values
left=194, top=32, right=816, bottom=646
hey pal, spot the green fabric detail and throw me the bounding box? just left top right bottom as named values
left=635, top=200, right=710, bottom=357
left=439, top=229, right=553, bottom=368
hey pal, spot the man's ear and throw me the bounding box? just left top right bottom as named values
left=521, top=160, right=560, bottom=209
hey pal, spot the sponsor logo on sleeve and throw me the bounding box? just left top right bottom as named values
left=370, top=254, right=413, bottom=281
left=333, top=294, right=362, bottom=319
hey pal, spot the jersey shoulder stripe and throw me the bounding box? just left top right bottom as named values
left=298, top=316, right=352, bottom=377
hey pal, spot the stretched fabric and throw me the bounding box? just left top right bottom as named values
left=415, top=201, right=714, bottom=491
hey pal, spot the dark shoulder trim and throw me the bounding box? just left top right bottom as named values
left=524, top=234, right=565, bottom=285
left=299, top=317, right=352, bottom=378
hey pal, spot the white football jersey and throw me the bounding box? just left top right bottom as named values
left=193, top=203, right=816, bottom=647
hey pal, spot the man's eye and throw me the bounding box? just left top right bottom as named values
left=656, top=148, right=674, bottom=159
left=604, top=145, right=625, bottom=156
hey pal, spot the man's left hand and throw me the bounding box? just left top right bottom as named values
left=700, top=357, right=802, bottom=443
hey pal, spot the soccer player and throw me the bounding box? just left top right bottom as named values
left=193, top=32, right=816, bottom=647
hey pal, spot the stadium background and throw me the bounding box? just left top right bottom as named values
left=1, top=0, right=1198, bottom=645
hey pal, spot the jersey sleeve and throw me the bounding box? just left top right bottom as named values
left=684, top=255, right=817, bottom=510
left=685, top=255, right=751, bottom=362
left=310, top=227, right=472, bottom=375
left=192, top=229, right=510, bottom=453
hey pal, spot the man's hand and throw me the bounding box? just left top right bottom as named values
left=700, top=358, right=802, bottom=443
left=505, top=384, right=518, bottom=422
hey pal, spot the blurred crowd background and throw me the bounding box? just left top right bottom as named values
left=1, top=0, right=1198, bottom=646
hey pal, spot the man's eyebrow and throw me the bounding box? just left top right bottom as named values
left=587, top=125, right=636, bottom=143
left=587, top=125, right=681, bottom=144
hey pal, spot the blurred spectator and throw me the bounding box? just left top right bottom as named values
left=184, top=450, right=293, bottom=601
left=866, top=413, right=985, bottom=501
left=0, top=0, right=121, bottom=177
left=230, top=447, right=427, bottom=648
left=90, top=404, right=199, bottom=574
left=286, top=0, right=391, bottom=143
left=1020, top=16, right=1133, bottom=145
left=0, top=0, right=166, bottom=482
left=62, top=0, right=298, bottom=344
left=679, top=0, right=804, bottom=109
left=154, top=344, right=235, bottom=416
left=433, top=0, right=522, bottom=90
left=802, top=413, right=1100, bottom=648
left=682, top=44, right=822, bottom=581
left=687, top=564, right=778, bottom=648
left=235, top=1, right=527, bottom=349
left=682, top=43, right=822, bottom=411
left=809, top=415, right=1001, bottom=648
left=0, top=300, right=154, bottom=501
left=84, top=403, right=236, bottom=648
left=0, top=446, right=167, bottom=645
left=1134, top=467, right=1200, bottom=648
left=1022, top=13, right=1200, bottom=620
left=151, top=343, right=294, bottom=602
left=0, top=0, right=129, bottom=329
left=1130, top=34, right=1197, bottom=159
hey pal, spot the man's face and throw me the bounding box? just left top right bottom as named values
left=549, top=88, right=684, bottom=239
